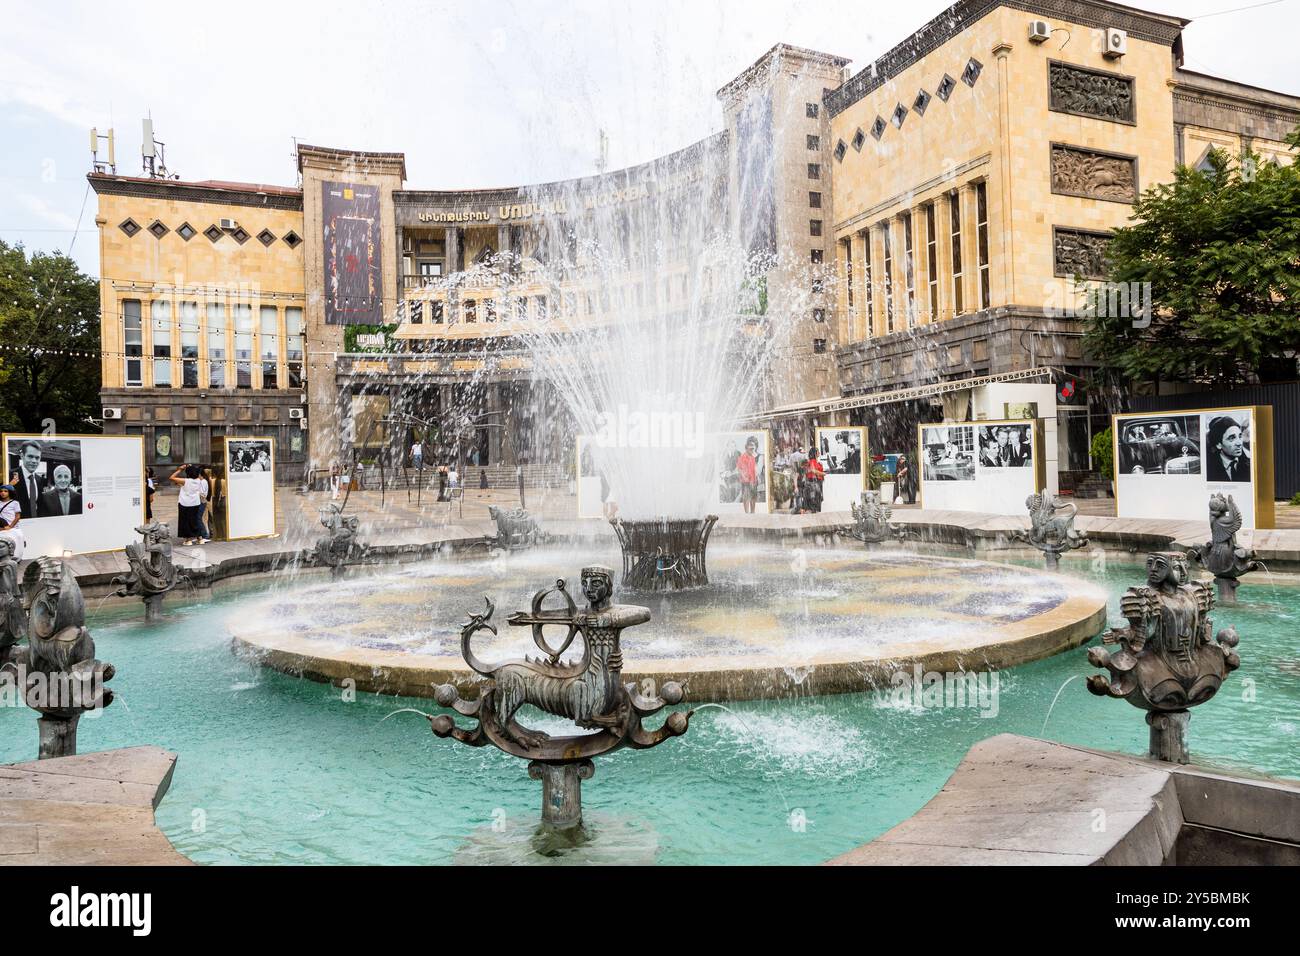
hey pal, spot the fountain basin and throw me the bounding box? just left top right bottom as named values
left=230, top=545, right=1108, bottom=701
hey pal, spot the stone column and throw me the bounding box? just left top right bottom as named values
left=959, top=184, right=978, bottom=317
left=993, top=41, right=1015, bottom=307
left=497, top=225, right=510, bottom=263
left=912, top=203, right=930, bottom=327
left=529, top=759, right=594, bottom=831
left=445, top=226, right=461, bottom=276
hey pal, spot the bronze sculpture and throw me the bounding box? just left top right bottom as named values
left=0, top=537, right=26, bottom=669
left=485, top=505, right=543, bottom=551
left=1086, top=551, right=1239, bottom=763
left=427, top=566, right=691, bottom=833
left=113, top=521, right=183, bottom=621
left=846, top=491, right=899, bottom=545
left=20, top=559, right=115, bottom=758
left=1015, top=492, right=1089, bottom=570
left=305, top=503, right=364, bottom=576
left=1187, top=494, right=1261, bottom=606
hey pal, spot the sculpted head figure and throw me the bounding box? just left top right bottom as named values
left=580, top=565, right=614, bottom=610
left=1146, top=551, right=1189, bottom=589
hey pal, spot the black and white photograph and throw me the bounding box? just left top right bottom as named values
left=977, top=424, right=1033, bottom=468
left=1117, top=415, right=1202, bottom=476
left=6, top=437, right=84, bottom=519
left=818, top=428, right=864, bottom=476
left=228, top=440, right=273, bottom=474
left=921, top=425, right=975, bottom=481
left=1203, top=411, right=1252, bottom=483
left=716, top=431, right=767, bottom=510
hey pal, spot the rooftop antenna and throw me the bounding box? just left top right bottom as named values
left=89, top=127, right=116, bottom=174
left=142, top=115, right=177, bottom=180
left=595, top=129, right=609, bottom=175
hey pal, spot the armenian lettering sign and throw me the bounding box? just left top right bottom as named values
left=323, top=181, right=383, bottom=325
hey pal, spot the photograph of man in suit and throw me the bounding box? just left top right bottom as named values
left=13, top=441, right=45, bottom=519
left=37, top=465, right=82, bottom=517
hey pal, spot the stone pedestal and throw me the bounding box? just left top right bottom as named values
left=1043, top=551, right=1061, bottom=571
left=528, top=759, right=594, bottom=831
left=1214, top=576, right=1240, bottom=607
left=1147, top=710, right=1190, bottom=764
left=38, top=714, right=80, bottom=760
left=143, top=593, right=164, bottom=623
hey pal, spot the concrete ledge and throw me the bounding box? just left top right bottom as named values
left=828, top=734, right=1300, bottom=866
left=0, top=747, right=189, bottom=866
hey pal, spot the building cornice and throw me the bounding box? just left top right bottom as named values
left=825, top=0, right=1187, bottom=118
left=87, top=173, right=303, bottom=211
left=716, top=43, right=851, bottom=106
left=295, top=143, right=407, bottom=180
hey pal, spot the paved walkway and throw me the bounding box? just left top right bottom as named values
left=0, top=746, right=188, bottom=865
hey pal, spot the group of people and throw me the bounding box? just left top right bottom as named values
left=978, top=427, right=1030, bottom=468
left=773, top=445, right=827, bottom=514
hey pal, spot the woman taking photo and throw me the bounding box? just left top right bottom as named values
left=0, top=484, right=25, bottom=559
left=170, top=464, right=210, bottom=546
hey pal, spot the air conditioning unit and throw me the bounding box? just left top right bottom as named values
left=1028, top=19, right=1051, bottom=43
left=102, top=407, right=123, bottom=420
left=288, top=408, right=304, bottom=420
left=1104, top=27, right=1127, bottom=58
left=219, top=217, right=239, bottom=231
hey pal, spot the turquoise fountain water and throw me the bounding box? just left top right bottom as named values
left=1, top=555, right=1295, bottom=865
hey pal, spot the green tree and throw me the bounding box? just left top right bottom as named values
left=0, top=240, right=101, bottom=434
left=1083, top=129, right=1300, bottom=388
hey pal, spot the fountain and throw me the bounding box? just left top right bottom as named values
left=1013, top=493, right=1089, bottom=570
left=610, top=514, right=717, bottom=591
left=1086, top=551, right=1239, bottom=763
left=113, top=520, right=185, bottom=621
left=423, top=566, right=690, bottom=836
left=304, top=503, right=365, bottom=576
left=1187, top=494, right=1261, bottom=606
left=485, top=505, right=544, bottom=551
left=19, top=559, right=115, bottom=759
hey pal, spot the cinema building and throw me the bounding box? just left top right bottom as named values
left=93, top=0, right=1299, bottom=488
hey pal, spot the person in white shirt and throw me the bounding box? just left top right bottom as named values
left=170, top=464, right=210, bottom=545
left=0, top=484, right=25, bottom=559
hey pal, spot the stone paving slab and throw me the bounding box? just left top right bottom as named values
left=0, top=747, right=188, bottom=866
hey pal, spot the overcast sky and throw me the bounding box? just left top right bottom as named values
left=2, top=0, right=1296, bottom=277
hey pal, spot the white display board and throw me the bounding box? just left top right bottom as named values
left=223, top=437, right=276, bottom=540
left=816, top=426, right=867, bottom=513
left=575, top=434, right=721, bottom=520
left=713, top=430, right=771, bottom=515
left=918, top=420, right=1042, bottom=514
left=3, top=434, right=145, bottom=558
left=1113, top=406, right=1274, bottom=529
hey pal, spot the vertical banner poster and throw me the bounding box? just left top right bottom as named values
left=918, top=420, right=1041, bottom=513
left=1114, top=406, right=1274, bottom=529
left=323, top=181, right=383, bottom=325
left=816, top=426, right=868, bottom=513
left=714, top=430, right=770, bottom=515
left=3, top=435, right=144, bottom=558
left=224, top=437, right=277, bottom=540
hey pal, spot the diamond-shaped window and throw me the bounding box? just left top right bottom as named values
left=852, top=128, right=866, bottom=151
left=914, top=89, right=932, bottom=115
left=257, top=228, right=276, bottom=247
left=282, top=231, right=303, bottom=249
left=147, top=219, right=169, bottom=239
left=834, top=139, right=847, bottom=162
left=936, top=74, right=956, bottom=101
left=870, top=116, right=886, bottom=140
left=231, top=226, right=250, bottom=245
left=204, top=225, right=223, bottom=243
left=177, top=222, right=196, bottom=241
left=963, top=58, right=983, bottom=87
left=892, top=103, right=908, bottom=129
left=119, top=218, right=141, bottom=238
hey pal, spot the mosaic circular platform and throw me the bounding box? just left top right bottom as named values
left=230, top=544, right=1108, bottom=700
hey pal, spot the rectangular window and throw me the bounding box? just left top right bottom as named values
left=206, top=303, right=226, bottom=388
left=806, top=134, right=820, bottom=150
left=153, top=426, right=173, bottom=464
left=234, top=304, right=253, bottom=389
left=949, top=191, right=964, bottom=316
left=813, top=307, right=826, bottom=324
left=810, top=248, right=823, bottom=264
left=285, top=307, right=304, bottom=389
left=807, top=163, right=820, bottom=180
left=861, top=232, right=873, bottom=339
left=179, top=302, right=199, bottom=388
left=151, top=300, right=172, bottom=387
left=809, top=191, right=822, bottom=209
left=260, top=305, right=279, bottom=389
left=882, top=224, right=895, bottom=333
left=464, top=298, right=477, bottom=323
left=183, top=425, right=201, bottom=463
left=844, top=239, right=853, bottom=310
left=903, top=213, right=917, bottom=329
left=976, top=181, right=991, bottom=310
left=123, top=299, right=143, bottom=386
left=813, top=338, right=827, bottom=354
left=925, top=203, right=939, bottom=321
left=806, top=102, right=819, bottom=118
left=810, top=219, right=822, bottom=237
